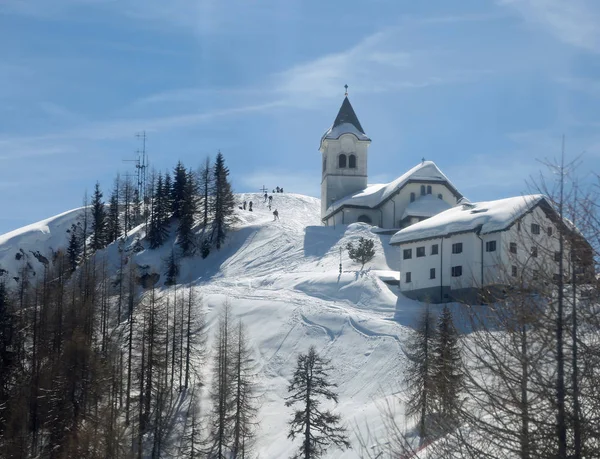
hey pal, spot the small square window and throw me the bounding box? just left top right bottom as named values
left=431, top=244, right=439, bottom=255
left=430, top=268, right=436, bottom=279
left=452, top=243, right=463, bottom=254
left=547, top=227, right=553, bottom=236
left=510, top=242, right=517, bottom=254
left=437, top=193, right=443, bottom=200
left=531, top=223, right=540, bottom=235
left=416, top=247, right=425, bottom=257
left=485, top=241, right=496, bottom=252
left=554, top=251, right=561, bottom=262
left=405, top=272, right=412, bottom=283
left=512, top=265, right=518, bottom=277
left=531, top=246, right=538, bottom=258
left=403, top=249, right=412, bottom=260
left=451, top=265, right=462, bottom=277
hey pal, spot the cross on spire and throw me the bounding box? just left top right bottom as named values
left=344, top=84, right=348, bottom=96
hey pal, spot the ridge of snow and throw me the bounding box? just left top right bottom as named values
left=0, top=193, right=424, bottom=458
left=390, top=194, right=546, bottom=245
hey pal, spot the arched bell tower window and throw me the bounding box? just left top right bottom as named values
left=410, top=192, right=415, bottom=203
left=338, top=154, right=347, bottom=168
left=349, top=154, right=356, bottom=169
left=427, top=185, right=432, bottom=194
left=420, top=185, right=426, bottom=196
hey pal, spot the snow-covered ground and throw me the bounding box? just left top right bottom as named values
left=0, top=192, right=426, bottom=458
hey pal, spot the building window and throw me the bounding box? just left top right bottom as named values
left=554, top=251, right=561, bottom=262
left=437, top=193, right=443, bottom=200
left=547, top=226, right=553, bottom=236
left=531, top=246, right=538, bottom=258
left=338, top=154, right=347, bottom=168
left=512, top=265, right=518, bottom=277
left=427, top=185, right=432, bottom=194
left=416, top=247, right=425, bottom=257
left=410, top=192, right=415, bottom=203
left=348, top=154, right=356, bottom=168
left=430, top=268, right=436, bottom=279
left=485, top=241, right=496, bottom=252
left=517, top=221, right=521, bottom=231
left=405, top=272, right=412, bottom=283
left=452, top=242, right=463, bottom=254
left=420, top=185, right=426, bottom=196
left=451, top=266, right=462, bottom=277
left=431, top=244, right=439, bottom=255
left=403, top=249, right=412, bottom=260
left=510, top=242, right=517, bottom=254
left=531, top=223, right=540, bottom=235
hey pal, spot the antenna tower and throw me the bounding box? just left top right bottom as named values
left=122, top=131, right=149, bottom=203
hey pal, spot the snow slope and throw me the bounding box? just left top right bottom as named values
left=0, top=193, right=418, bottom=458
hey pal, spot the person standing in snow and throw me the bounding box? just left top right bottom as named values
left=280, top=187, right=284, bottom=193
left=249, top=201, right=253, bottom=212
left=243, top=201, right=247, bottom=210
left=264, top=192, right=268, bottom=202
left=268, top=195, right=273, bottom=204
left=273, top=209, right=279, bottom=221
left=276, top=186, right=280, bottom=193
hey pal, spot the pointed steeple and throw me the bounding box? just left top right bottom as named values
left=332, top=96, right=365, bottom=134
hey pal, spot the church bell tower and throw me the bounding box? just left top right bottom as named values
left=320, top=88, right=371, bottom=223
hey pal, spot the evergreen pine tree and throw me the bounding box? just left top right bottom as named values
left=164, top=249, right=180, bottom=286
left=285, top=346, right=350, bottom=459
left=66, top=223, right=82, bottom=272
left=177, top=168, right=197, bottom=256
left=432, top=305, right=463, bottom=429
left=346, top=237, right=376, bottom=269
left=148, top=173, right=168, bottom=249
left=198, top=156, right=212, bottom=229
left=404, top=304, right=437, bottom=443
left=91, top=182, right=107, bottom=251
left=171, top=161, right=187, bottom=220
left=211, top=152, right=235, bottom=250
left=106, top=177, right=122, bottom=243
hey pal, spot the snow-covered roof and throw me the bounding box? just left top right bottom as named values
left=400, top=194, right=452, bottom=220
left=390, top=194, right=546, bottom=245
left=321, top=96, right=370, bottom=144
left=325, top=161, right=460, bottom=217
left=321, top=122, right=370, bottom=142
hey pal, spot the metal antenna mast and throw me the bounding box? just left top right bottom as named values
left=122, top=131, right=148, bottom=203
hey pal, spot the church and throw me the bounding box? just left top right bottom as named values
left=320, top=93, right=592, bottom=304
left=320, top=94, right=463, bottom=230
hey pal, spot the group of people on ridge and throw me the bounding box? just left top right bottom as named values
left=240, top=187, right=282, bottom=221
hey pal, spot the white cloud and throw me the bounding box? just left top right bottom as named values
left=499, top=0, right=600, bottom=52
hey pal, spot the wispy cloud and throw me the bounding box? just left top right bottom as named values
left=499, top=0, right=600, bottom=52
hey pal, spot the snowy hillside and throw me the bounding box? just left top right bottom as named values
left=0, top=193, right=427, bottom=458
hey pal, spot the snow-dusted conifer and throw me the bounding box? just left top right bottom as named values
left=346, top=237, right=375, bottom=269
left=91, top=181, right=107, bottom=251
left=211, top=152, right=235, bottom=250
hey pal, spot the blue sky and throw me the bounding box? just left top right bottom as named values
left=1, top=0, right=600, bottom=234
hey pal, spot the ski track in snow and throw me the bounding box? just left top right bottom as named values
left=0, top=192, right=415, bottom=459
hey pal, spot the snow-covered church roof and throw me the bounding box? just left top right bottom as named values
left=401, top=194, right=453, bottom=220
left=390, top=194, right=547, bottom=245
left=325, top=161, right=461, bottom=217
left=321, top=96, right=370, bottom=143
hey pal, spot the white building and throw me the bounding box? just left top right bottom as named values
left=320, top=96, right=463, bottom=228
left=389, top=195, right=585, bottom=303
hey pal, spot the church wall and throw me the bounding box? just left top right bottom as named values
left=378, top=182, right=457, bottom=229
left=320, top=134, right=369, bottom=220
